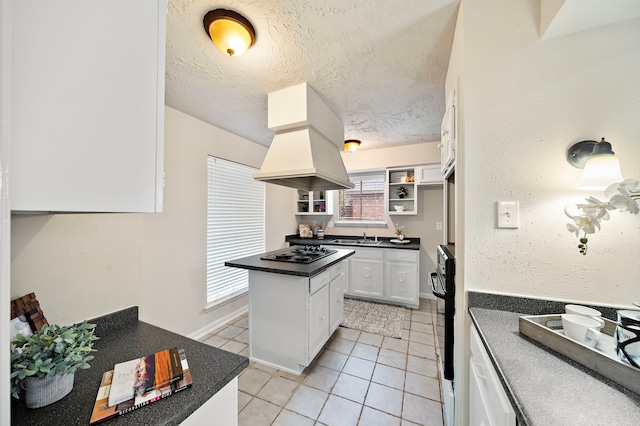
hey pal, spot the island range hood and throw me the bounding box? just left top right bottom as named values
left=253, top=83, right=354, bottom=191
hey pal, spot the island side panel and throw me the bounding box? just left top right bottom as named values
left=249, top=270, right=308, bottom=373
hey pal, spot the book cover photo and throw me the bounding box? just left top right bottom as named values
left=90, top=349, right=192, bottom=425
left=107, top=347, right=184, bottom=407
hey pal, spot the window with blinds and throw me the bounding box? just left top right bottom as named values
left=207, top=156, right=265, bottom=309
left=338, top=172, right=386, bottom=223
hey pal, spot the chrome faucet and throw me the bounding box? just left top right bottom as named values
left=362, top=232, right=367, bottom=241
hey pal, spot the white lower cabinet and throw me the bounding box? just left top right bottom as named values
left=180, top=378, right=237, bottom=426
left=351, top=257, right=385, bottom=299
left=328, top=246, right=419, bottom=308
left=249, top=261, right=345, bottom=375
left=385, top=250, right=419, bottom=306
left=469, top=326, right=516, bottom=426
left=309, top=284, right=330, bottom=357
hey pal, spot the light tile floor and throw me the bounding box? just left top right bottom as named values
left=200, top=299, right=444, bottom=426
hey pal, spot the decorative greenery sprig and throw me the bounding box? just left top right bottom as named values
left=566, top=179, right=640, bottom=255
left=394, top=224, right=405, bottom=236
left=10, top=321, right=98, bottom=399
left=396, top=186, right=409, bottom=198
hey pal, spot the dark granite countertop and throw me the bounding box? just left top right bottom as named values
left=468, top=293, right=640, bottom=426
left=285, top=234, right=420, bottom=250
left=225, top=248, right=355, bottom=277
left=12, top=307, right=249, bottom=426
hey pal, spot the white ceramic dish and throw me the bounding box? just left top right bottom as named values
left=390, top=239, right=410, bottom=244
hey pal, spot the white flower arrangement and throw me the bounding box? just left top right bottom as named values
left=565, top=179, right=640, bottom=255
left=394, top=224, right=405, bottom=236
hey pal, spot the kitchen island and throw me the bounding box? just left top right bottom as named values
left=11, top=307, right=248, bottom=426
left=226, top=248, right=355, bottom=374
left=468, top=292, right=640, bottom=426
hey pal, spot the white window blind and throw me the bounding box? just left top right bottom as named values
left=338, top=172, right=386, bottom=222
left=207, top=156, right=265, bottom=309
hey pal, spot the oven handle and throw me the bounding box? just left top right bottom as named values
left=430, top=272, right=445, bottom=300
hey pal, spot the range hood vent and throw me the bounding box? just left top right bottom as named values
left=253, top=83, right=354, bottom=191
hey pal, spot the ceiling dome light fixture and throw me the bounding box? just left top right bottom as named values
left=344, top=139, right=361, bottom=153
left=567, top=137, right=624, bottom=191
left=203, top=9, right=256, bottom=57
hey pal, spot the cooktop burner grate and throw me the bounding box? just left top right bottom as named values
left=261, top=246, right=337, bottom=264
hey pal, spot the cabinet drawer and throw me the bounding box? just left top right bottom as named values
left=310, top=269, right=331, bottom=294
left=353, top=248, right=384, bottom=260
left=330, top=262, right=345, bottom=280
left=386, top=250, right=419, bottom=262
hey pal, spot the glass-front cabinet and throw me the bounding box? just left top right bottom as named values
left=296, top=190, right=333, bottom=215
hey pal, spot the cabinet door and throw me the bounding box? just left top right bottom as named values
left=417, top=164, right=443, bottom=186
left=386, top=262, right=418, bottom=307
left=308, top=285, right=329, bottom=359
left=469, top=360, right=492, bottom=426
left=470, top=327, right=516, bottom=426
left=329, top=273, right=345, bottom=332
left=10, top=0, right=165, bottom=212
left=351, top=259, right=384, bottom=299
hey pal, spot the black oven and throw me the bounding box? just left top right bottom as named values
left=430, top=244, right=455, bottom=381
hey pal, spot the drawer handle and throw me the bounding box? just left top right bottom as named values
left=473, top=362, right=487, bottom=383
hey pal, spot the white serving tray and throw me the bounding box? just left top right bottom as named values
left=519, top=314, right=640, bottom=395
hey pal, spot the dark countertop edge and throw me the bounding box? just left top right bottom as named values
left=12, top=307, right=249, bottom=426
left=284, top=234, right=421, bottom=250
left=467, top=290, right=621, bottom=320
left=468, top=292, right=640, bottom=426
left=225, top=249, right=355, bottom=277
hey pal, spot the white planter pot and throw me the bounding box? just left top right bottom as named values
left=24, top=373, right=75, bottom=408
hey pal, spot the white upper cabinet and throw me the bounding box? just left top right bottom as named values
left=10, top=0, right=166, bottom=212
left=416, top=163, right=442, bottom=186
left=440, top=85, right=457, bottom=178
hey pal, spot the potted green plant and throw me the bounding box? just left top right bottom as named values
left=10, top=321, right=98, bottom=408
left=396, top=186, right=409, bottom=199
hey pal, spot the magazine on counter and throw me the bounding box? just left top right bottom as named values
left=107, top=346, right=184, bottom=407
left=89, top=348, right=192, bottom=425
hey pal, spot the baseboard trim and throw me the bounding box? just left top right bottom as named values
left=188, top=305, right=248, bottom=341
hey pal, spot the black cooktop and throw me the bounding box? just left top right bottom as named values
left=260, top=246, right=337, bottom=264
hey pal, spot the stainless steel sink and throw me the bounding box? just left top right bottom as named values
left=329, top=239, right=381, bottom=246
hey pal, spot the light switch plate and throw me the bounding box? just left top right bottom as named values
left=497, top=201, right=519, bottom=228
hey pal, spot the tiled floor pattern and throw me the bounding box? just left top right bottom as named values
left=200, top=299, right=444, bottom=426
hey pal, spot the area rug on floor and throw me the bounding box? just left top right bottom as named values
left=341, top=298, right=407, bottom=338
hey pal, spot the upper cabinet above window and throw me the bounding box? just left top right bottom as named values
left=10, top=0, right=166, bottom=213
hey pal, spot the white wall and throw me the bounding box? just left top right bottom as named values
left=1, top=0, right=11, bottom=420
left=462, top=1, right=640, bottom=305
left=141, top=107, right=295, bottom=334
left=11, top=106, right=296, bottom=336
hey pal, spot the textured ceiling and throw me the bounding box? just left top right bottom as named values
left=165, top=0, right=459, bottom=149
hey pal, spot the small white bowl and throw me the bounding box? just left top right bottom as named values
left=394, top=205, right=406, bottom=212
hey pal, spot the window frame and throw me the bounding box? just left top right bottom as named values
left=335, top=170, right=387, bottom=227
